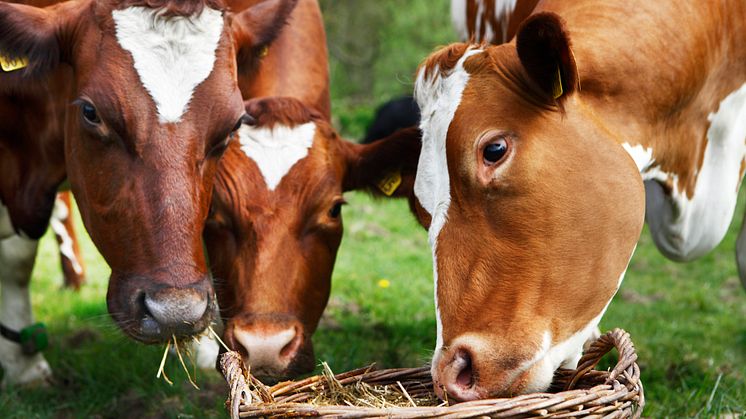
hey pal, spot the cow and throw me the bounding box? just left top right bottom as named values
left=411, top=0, right=745, bottom=401
left=451, top=0, right=539, bottom=44
left=204, top=96, right=420, bottom=382
left=363, top=96, right=420, bottom=144
left=51, top=192, right=86, bottom=290
left=0, top=0, right=298, bottom=386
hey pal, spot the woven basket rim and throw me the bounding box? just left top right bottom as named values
left=220, top=328, right=645, bottom=418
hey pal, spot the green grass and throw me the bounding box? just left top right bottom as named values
left=2, top=1, right=746, bottom=417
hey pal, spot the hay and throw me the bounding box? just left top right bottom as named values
left=155, top=325, right=227, bottom=389
left=306, top=362, right=441, bottom=408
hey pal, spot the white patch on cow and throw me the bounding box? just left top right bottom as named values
left=50, top=198, right=83, bottom=275
left=623, top=83, right=746, bottom=262
left=493, top=0, right=517, bottom=43
left=112, top=7, right=224, bottom=123
left=451, top=0, right=469, bottom=41
left=234, top=327, right=296, bottom=370
left=451, top=0, right=518, bottom=43
left=237, top=123, right=316, bottom=190
left=414, top=48, right=482, bottom=366
left=189, top=334, right=220, bottom=369
left=0, top=235, right=52, bottom=387
left=0, top=200, right=13, bottom=239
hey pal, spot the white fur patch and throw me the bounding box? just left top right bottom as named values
left=450, top=0, right=469, bottom=41
left=623, top=82, right=746, bottom=261
left=237, top=123, right=316, bottom=190
left=414, top=48, right=482, bottom=361
left=50, top=198, right=83, bottom=275
left=451, top=0, right=518, bottom=43
left=112, top=7, right=224, bottom=123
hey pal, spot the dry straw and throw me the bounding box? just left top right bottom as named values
left=220, top=328, right=644, bottom=418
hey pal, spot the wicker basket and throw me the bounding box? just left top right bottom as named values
left=220, top=328, right=644, bottom=418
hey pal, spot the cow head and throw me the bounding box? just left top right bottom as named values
left=412, top=13, right=645, bottom=400
left=204, top=97, right=420, bottom=381
left=0, top=0, right=298, bottom=343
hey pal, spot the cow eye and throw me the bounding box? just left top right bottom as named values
left=329, top=201, right=345, bottom=218
left=80, top=102, right=101, bottom=125
left=483, top=138, right=508, bottom=164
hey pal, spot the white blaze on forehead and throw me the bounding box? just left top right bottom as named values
left=112, top=7, right=224, bottom=123
left=414, top=48, right=482, bottom=355
left=238, top=123, right=316, bottom=190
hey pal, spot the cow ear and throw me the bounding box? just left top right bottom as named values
left=516, top=12, right=578, bottom=107
left=0, top=1, right=82, bottom=77
left=340, top=127, right=421, bottom=199
left=230, top=0, right=298, bottom=73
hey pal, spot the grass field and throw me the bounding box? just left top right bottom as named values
left=2, top=0, right=746, bottom=417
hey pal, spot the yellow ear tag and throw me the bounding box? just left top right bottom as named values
left=552, top=66, right=563, bottom=99
left=376, top=171, right=402, bottom=196
left=0, top=54, right=28, bottom=72
left=258, top=46, right=269, bottom=58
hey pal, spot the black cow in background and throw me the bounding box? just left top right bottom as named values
left=363, top=96, right=420, bottom=143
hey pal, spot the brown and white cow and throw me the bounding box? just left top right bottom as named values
left=451, top=0, right=539, bottom=44
left=412, top=0, right=745, bottom=401
left=0, top=0, right=297, bottom=386
left=204, top=97, right=420, bottom=381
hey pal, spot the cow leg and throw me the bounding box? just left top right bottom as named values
left=51, top=193, right=86, bottom=290
left=736, top=210, right=746, bottom=290
left=0, top=235, right=53, bottom=387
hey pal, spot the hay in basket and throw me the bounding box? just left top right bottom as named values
left=219, top=328, right=644, bottom=418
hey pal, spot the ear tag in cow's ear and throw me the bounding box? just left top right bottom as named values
left=552, top=66, right=563, bottom=99
left=0, top=54, right=29, bottom=72
left=376, top=171, right=402, bottom=196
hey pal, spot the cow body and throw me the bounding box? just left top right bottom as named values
left=0, top=0, right=298, bottom=386
left=413, top=0, right=746, bottom=400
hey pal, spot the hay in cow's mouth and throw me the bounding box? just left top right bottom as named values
left=156, top=326, right=227, bottom=390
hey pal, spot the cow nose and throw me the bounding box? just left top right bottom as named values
left=141, top=287, right=210, bottom=337
left=435, top=346, right=483, bottom=401
left=233, top=326, right=301, bottom=380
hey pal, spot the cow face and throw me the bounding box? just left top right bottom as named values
left=0, top=0, right=298, bottom=343
left=413, top=14, right=645, bottom=400
left=204, top=97, right=420, bottom=381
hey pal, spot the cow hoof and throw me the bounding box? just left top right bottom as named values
left=1, top=356, right=54, bottom=389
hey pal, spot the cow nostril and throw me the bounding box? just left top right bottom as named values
left=454, top=349, right=474, bottom=388
left=279, top=327, right=301, bottom=359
